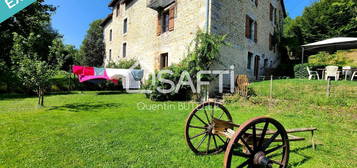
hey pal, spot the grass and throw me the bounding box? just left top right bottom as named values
left=0, top=79, right=356, bottom=167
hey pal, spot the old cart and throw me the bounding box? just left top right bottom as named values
left=184, top=102, right=317, bottom=168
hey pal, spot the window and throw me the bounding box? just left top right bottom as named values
left=247, top=52, right=253, bottom=70
left=162, top=11, right=170, bottom=33
left=109, top=29, right=112, bottom=41
left=157, top=6, right=175, bottom=36
left=264, top=59, right=268, bottom=69
left=116, top=3, right=120, bottom=17
left=109, top=49, right=112, bottom=61
left=270, top=4, right=277, bottom=25
left=269, top=34, right=276, bottom=52
left=160, top=53, right=168, bottom=69
left=122, top=43, right=127, bottom=58
left=245, top=15, right=257, bottom=42
left=123, top=18, right=128, bottom=34
left=274, top=8, right=277, bottom=25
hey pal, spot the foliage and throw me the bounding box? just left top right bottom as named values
left=184, top=32, right=228, bottom=81
left=10, top=33, right=61, bottom=106
left=308, top=51, right=353, bottom=67
left=283, top=0, right=357, bottom=59
left=79, top=20, right=105, bottom=67
left=145, top=31, right=228, bottom=101
left=0, top=0, right=59, bottom=93
left=0, top=0, right=57, bottom=66
left=144, top=64, right=192, bottom=101
left=49, top=38, right=79, bottom=71
left=293, top=64, right=310, bottom=79
left=106, top=59, right=141, bottom=69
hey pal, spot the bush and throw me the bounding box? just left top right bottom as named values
left=144, top=64, right=192, bottom=101
left=294, top=63, right=328, bottom=79
left=294, top=63, right=309, bottom=79
left=308, top=51, right=351, bottom=67
left=144, top=31, right=228, bottom=101
left=106, top=59, right=140, bottom=69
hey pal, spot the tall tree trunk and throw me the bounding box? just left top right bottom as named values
left=40, top=88, right=44, bottom=106
left=38, top=87, right=41, bottom=105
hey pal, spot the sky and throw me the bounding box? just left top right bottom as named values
left=46, top=0, right=316, bottom=48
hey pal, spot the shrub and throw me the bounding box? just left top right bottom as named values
left=144, top=31, right=228, bottom=101
left=144, top=63, right=192, bottom=101
left=294, top=63, right=310, bottom=79
left=308, top=51, right=353, bottom=67
left=106, top=59, right=140, bottom=69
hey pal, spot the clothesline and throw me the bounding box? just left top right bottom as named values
left=72, top=65, right=144, bottom=89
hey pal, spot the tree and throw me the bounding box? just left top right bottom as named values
left=283, top=0, right=357, bottom=59
left=11, top=33, right=62, bottom=106
left=298, top=0, right=357, bottom=43
left=0, top=0, right=58, bottom=92
left=79, top=20, right=105, bottom=66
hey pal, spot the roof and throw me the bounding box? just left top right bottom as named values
left=302, top=37, right=357, bottom=47
left=281, top=0, right=287, bottom=18
left=108, top=0, right=120, bottom=7
left=100, top=14, right=113, bottom=27
left=302, top=37, right=357, bottom=51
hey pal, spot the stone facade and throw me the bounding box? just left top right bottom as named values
left=102, top=0, right=286, bottom=81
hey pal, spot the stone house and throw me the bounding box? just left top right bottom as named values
left=101, top=0, right=286, bottom=82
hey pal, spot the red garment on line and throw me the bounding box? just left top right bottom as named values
left=72, top=65, right=84, bottom=75
left=83, top=67, right=95, bottom=75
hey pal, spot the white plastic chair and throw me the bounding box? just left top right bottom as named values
left=342, top=66, right=352, bottom=80
left=352, top=71, right=357, bottom=81
left=307, top=67, right=320, bottom=80
left=325, top=66, right=340, bottom=81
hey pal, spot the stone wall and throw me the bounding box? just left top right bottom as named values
left=210, top=0, right=285, bottom=80
left=103, top=0, right=208, bottom=79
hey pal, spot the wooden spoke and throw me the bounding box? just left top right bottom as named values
left=265, top=145, right=285, bottom=155
left=207, top=134, right=211, bottom=153
left=252, top=125, right=257, bottom=149
left=232, top=151, right=250, bottom=158
left=216, top=134, right=227, bottom=144
left=212, top=135, right=218, bottom=149
left=258, top=122, right=269, bottom=148
left=236, top=159, right=251, bottom=168
left=240, top=137, right=254, bottom=154
left=270, top=160, right=284, bottom=166
left=203, top=107, right=211, bottom=123
left=189, top=125, right=206, bottom=129
left=185, top=102, right=233, bottom=155
left=190, top=131, right=207, bottom=140
left=218, top=111, right=225, bottom=119
left=197, top=134, right=208, bottom=149
left=193, top=114, right=208, bottom=126
left=262, top=131, right=280, bottom=150
left=224, top=117, right=289, bottom=168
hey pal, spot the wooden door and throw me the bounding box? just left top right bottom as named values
left=254, top=56, right=260, bottom=80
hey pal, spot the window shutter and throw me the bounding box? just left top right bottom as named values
left=168, top=6, right=175, bottom=31
left=254, top=22, right=258, bottom=43
left=270, top=4, right=273, bottom=21
left=255, top=0, right=258, bottom=7
left=245, top=15, right=250, bottom=39
left=157, top=13, right=162, bottom=36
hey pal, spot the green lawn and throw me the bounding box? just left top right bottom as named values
left=0, top=79, right=356, bottom=168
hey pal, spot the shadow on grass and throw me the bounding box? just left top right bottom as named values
left=48, top=103, right=122, bottom=112
left=288, top=144, right=323, bottom=167
left=0, top=94, right=32, bottom=101
left=96, top=91, right=126, bottom=95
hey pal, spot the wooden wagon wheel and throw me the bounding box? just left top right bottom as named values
left=185, top=102, right=233, bottom=155
left=224, top=117, right=290, bottom=168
